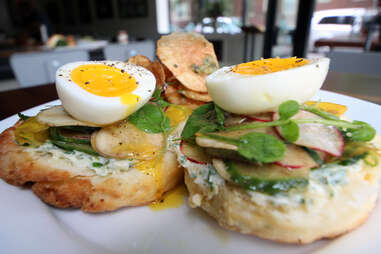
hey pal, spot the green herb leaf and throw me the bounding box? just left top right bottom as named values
left=128, top=103, right=170, bottom=134
left=181, top=103, right=220, bottom=141
left=238, top=132, right=286, bottom=163
left=18, top=113, right=31, bottom=120
left=92, top=162, right=103, bottom=167
left=345, top=121, right=376, bottom=142
left=214, top=104, right=225, bottom=126
left=281, top=120, right=299, bottom=142
left=278, top=100, right=299, bottom=120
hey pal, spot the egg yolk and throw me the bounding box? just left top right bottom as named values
left=164, top=105, right=193, bottom=127
left=71, top=64, right=138, bottom=97
left=232, top=57, right=309, bottom=75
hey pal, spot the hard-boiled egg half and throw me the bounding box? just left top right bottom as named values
left=206, top=57, right=330, bottom=114
left=56, top=61, right=155, bottom=125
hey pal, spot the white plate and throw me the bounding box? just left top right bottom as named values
left=0, top=90, right=380, bottom=254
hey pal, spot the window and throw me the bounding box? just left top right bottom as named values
left=319, top=16, right=339, bottom=24
left=156, top=0, right=242, bottom=34
left=343, top=16, right=355, bottom=25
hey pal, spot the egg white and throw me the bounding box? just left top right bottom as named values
left=206, top=58, right=330, bottom=114
left=56, top=61, right=155, bottom=125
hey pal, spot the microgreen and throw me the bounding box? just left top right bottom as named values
left=280, top=120, right=299, bottom=142
left=238, top=132, right=286, bottom=163
left=342, top=121, right=376, bottom=142
left=182, top=99, right=376, bottom=165
left=278, top=100, right=299, bottom=120
left=222, top=101, right=376, bottom=142
left=181, top=103, right=221, bottom=142
left=128, top=103, right=170, bottom=134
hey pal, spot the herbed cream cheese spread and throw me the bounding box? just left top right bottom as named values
left=174, top=137, right=370, bottom=210
left=27, top=142, right=134, bottom=176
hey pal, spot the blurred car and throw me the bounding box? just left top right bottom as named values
left=309, top=8, right=377, bottom=50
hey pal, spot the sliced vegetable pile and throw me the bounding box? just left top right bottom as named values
left=180, top=100, right=379, bottom=194
left=14, top=89, right=189, bottom=164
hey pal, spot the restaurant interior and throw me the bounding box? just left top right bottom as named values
left=0, top=0, right=380, bottom=120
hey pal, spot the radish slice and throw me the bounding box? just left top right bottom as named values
left=275, top=144, right=318, bottom=169
left=273, top=110, right=344, bottom=157
left=245, top=112, right=273, bottom=122
left=180, top=140, right=211, bottom=164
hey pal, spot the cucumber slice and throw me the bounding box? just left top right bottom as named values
left=51, top=140, right=99, bottom=156
left=302, top=147, right=324, bottom=166
left=213, top=159, right=309, bottom=195
left=50, top=127, right=91, bottom=144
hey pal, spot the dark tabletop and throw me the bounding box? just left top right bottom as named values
left=0, top=83, right=58, bottom=120
left=0, top=71, right=380, bottom=121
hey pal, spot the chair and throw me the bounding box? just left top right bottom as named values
left=326, top=50, right=381, bottom=76
left=10, top=49, right=90, bottom=87
left=103, top=41, right=155, bottom=61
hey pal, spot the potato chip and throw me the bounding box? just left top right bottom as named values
left=152, top=60, right=166, bottom=88
left=127, top=55, right=153, bottom=71
left=178, top=87, right=212, bottom=102
left=157, top=32, right=219, bottom=93
left=164, top=84, right=204, bottom=109
left=162, top=63, right=176, bottom=83
left=127, top=55, right=165, bottom=88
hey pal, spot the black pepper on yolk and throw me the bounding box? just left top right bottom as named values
left=70, top=64, right=143, bottom=116
left=71, top=64, right=138, bottom=96
left=232, top=57, right=310, bottom=75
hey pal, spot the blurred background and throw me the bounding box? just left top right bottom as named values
left=0, top=0, right=380, bottom=104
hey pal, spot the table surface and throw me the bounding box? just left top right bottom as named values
left=0, top=71, right=380, bottom=121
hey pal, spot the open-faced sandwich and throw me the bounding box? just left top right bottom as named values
left=175, top=57, right=381, bottom=244
left=0, top=60, right=191, bottom=212
left=0, top=32, right=219, bottom=213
